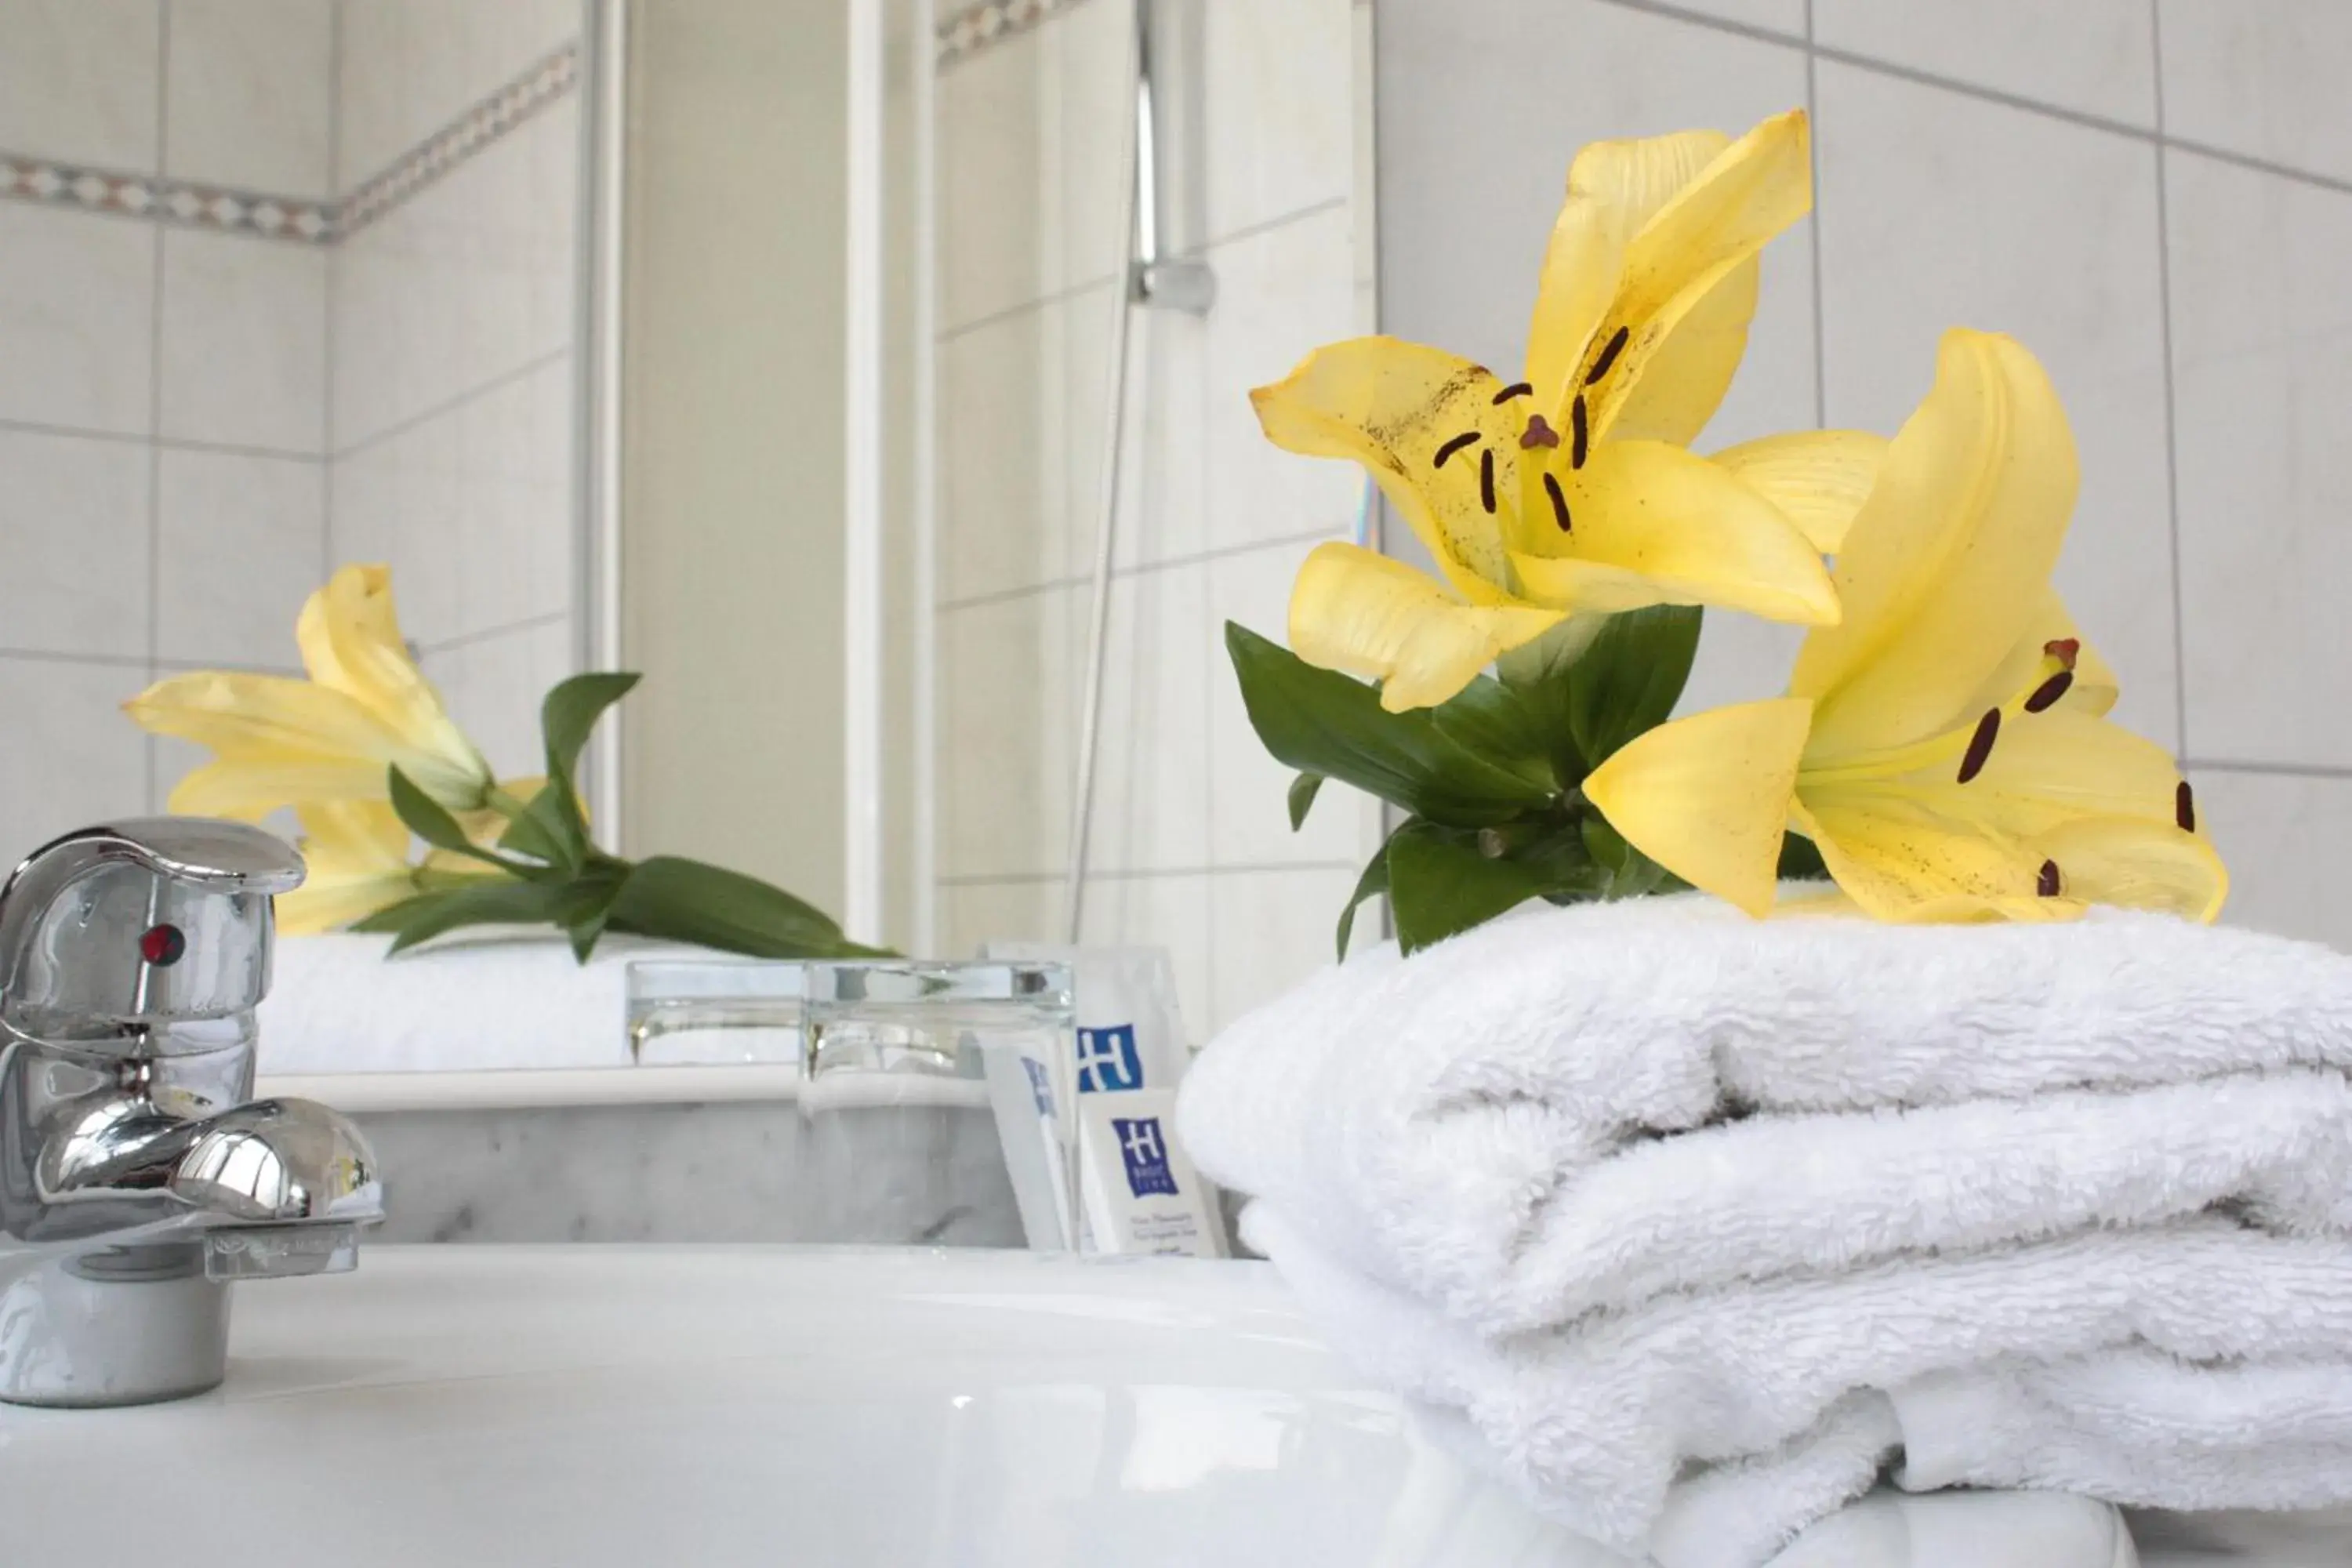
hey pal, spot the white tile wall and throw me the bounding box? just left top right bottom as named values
left=154, top=448, right=325, bottom=670
left=158, top=228, right=328, bottom=453
left=1370, top=0, right=2352, bottom=953
left=0, top=430, right=153, bottom=660
left=334, top=0, right=580, bottom=189
left=932, top=0, right=1386, bottom=1033
left=164, top=0, right=335, bottom=195
left=0, top=659, right=151, bottom=848
left=0, top=203, right=158, bottom=436
left=0, top=0, right=163, bottom=172
left=1814, top=0, right=2158, bottom=127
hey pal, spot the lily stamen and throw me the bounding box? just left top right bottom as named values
left=1570, top=396, right=1591, bottom=468
left=1432, top=431, right=1480, bottom=468
left=1584, top=325, right=1631, bottom=386
left=1479, top=448, right=1497, bottom=514
left=2037, top=859, right=2063, bottom=897
left=1492, top=382, right=1534, bottom=404
left=1522, top=415, right=1561, bottom=449
left=1543, top=473, right=1573, bottom=532
left=1957, top=709, right=2002, bottom=783
left=2176, top=781, right=2197, bottom=832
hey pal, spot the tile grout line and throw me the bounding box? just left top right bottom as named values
left=2180, top=759, right=2352, bottom=783
left=1591, top=0, right=2352, bottom=201
left=143, top=0, right=172, bottom=815
left=415, top=612, right=570, bottom=657
left=1802, top=0, right=1827, bottom=430
left=2148, top=0, right=2191, bottom=763
left=0, top=648, right=304, bottom=677
left=935, top=194, right=1348, bottom=346
left=936, top=524, right=1348, bottom=614
left=331, top=347, right=572, bottom=463
left=0, top=418, right=328, bottom=463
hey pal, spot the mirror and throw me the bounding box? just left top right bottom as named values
left=0, top=0, right=1377, bottom=1076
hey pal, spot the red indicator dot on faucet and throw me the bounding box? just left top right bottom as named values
left=139, top=924, right=186, bottom=967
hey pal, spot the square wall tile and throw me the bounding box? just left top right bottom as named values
left=1207, top=864, right=1363, bottom=1035
left=1815, top=0, right=2158, bottom=128
left=1083, top=565, right=1213, bottom=875
left=2190, top=768, right=2352, bottom=953
left=1203, top=202, right=1366, bottom=554
left=453, top=358, right=575, bottom=638
left=1199, top=0, right=1355, bottom=243
left=158, top=229, right=328, bottom=453
left=2159, top=0, right=2352, bottom=186
left=0, top=658, right=151, bottom=856
left=164, top=0, right=333, bottom=195
left=329, top=412, right=463, bottom=649
left=2166, top=151, right=2352, bottom=769
left=939, top=878, right=1059, bottom=960
left=938, top=585, right=1083, bottom=879
left=1814, top=62, right=2180, bottom=751
left=0, top=204, right=157, bottom=436
left=937, top=289, right=1094, bottom=604
left=155, top=448, right=326, bottom=669
left=935, top=23, right=1054, bottom=332
left=1076, top=872, right=1215, bottom=1048
left=1374, top=0, right=1808, bottom=384
left=0, top=430, right=152, bottom=659
left=1114, top=296, right=1210, bottom=572
left=0, top=0, right=162, bottom=171
left=437, top=619, right=573, bottom=779
left=1205, top=534, right=1386, bottom=869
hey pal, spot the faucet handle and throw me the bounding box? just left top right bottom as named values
left=0, top=819, right=306, bottom=1044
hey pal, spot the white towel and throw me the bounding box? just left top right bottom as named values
left=1246, top=1205, right=2352, bottom=1568
left=259, top=931, right=714, bottom=1073
left=1177, top=895, right=2352, bottom=1331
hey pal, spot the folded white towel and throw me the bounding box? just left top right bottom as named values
left=259, top=931, right=713, bottom=1074
left=1178, top=895, right=2352, bottom=1331
left=1245, top=1205, right=2352, bottom=1568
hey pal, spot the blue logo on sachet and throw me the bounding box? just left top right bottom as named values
left=1019, top=1056, right=1055, bottom=1116
left=1112, top=1116, right=1179, bottom=1198
left=1075, top=1024, right=1143, bottom=1092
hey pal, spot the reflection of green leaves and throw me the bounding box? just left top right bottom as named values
left=1287, top=772, right=1324, bottom=831
left=604, top=856, right=886, bottom=960
left=1227, top=624, right=1556, bottom=827
left=539, top=673, right=638, bottom=850
left=387, top=766, right=529, bottom=875
left=356, top=877, right=612, bottom=956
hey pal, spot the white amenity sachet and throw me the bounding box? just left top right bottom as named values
left=1175, top=895, right=2352, bottom=1564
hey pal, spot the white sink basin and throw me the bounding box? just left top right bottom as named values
left=0, top=1247, right=2132, bottom=1567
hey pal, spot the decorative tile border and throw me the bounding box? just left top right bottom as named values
left=937, top=0, right=1100, bottom=69
left=0, top=41, right=579, bottom=246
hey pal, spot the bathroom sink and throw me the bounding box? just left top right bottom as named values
left=0, top=1247, right=2132, bottom=1567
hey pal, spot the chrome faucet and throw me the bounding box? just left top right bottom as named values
left=0, top=818, right=382, bottom=1406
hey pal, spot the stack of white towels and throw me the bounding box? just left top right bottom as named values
left=1176, top=893, right=2352, bottom=1568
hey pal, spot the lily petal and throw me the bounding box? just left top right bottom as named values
left=1509, top=438, right=1840, bottom=624
left=1288, top=541, right=1563, bottom=713
left=1710, top=429, right=1890, bottom=554
left=1792, top=328, right=2079, bottom=757
left=1882, top=706, right=2188, bottom=840
left=130, top=671, right=419, bottom=766
left=1602, top=257, right=1759, bottom=448
left=1957, top=589, right=2120, bottom=720
left=1791, top=789, right=2071, bottom=924
left=1583, top=697, right=1813, bottom=917
left=1581, top=110, right=1812, bottom=442
left=167, top=757, right=398, bottom=820
left=297, top=564, right=488, bottom=804
left=1251, top=339, right=1521, bottom=603
left=278, top=801, right=417, bottom=934
left=2033, top=815, right=2227, bottom=923
left=1523, top=129, right=1728, bottom=413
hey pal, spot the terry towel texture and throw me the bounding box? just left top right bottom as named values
left=1177, top=895, right=2352, bottom=1565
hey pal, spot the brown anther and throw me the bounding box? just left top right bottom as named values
left=1432, top=431, right=1480, bottom=469
left=2176, top=780, right=2196, bottom=833
left=1520, top=414, right=1561, bottom=449
left=1957, top=708, right=2001, bottom=783
left=1543, top=472, right=1573, bottom=532
left=2037, top=859, right=2062, bottom=898
left=1584, top=325, right=1631, bottom=387
left=1492, top=382, right=1534, bottom=405
left=1479, top=448, right=1497, bottom=514
left=1570, top=395, right=1590, bottom=469
left=2042, top=637, right=2081, bottom=671
left=2024, top=670, right=2074, bottom=713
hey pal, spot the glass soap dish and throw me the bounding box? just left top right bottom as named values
left=624, top=959, right=806, bottom=1067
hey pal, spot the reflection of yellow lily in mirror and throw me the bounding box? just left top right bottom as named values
left=1584, top=328, right=2226, bottom=924
left=1254, top=109, right=1875, bottom=713
left=275, top=784, right=552, bottom=935
left=125, top=564, right=497, bottom=819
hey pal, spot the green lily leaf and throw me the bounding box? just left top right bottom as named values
left=1226, top=622, right=1557, bottom=828
left=1335, top=833, right=1393, bottom=960
left=604, top=855, right=890, bottom=960
left=1287, top=772, right=1325, bottom=832
left=496, top=799, right=575, bottom=869
left=355, top=877, right=612, bottom=956
left=1580, top=813, right=1677, bottom=899
left=1385, top=822, right=1563, bottom=955
left=1429, top=674, right=1558, bottom=791
left=1566, top=605, right=1702, bottom=769
left=539, top=672, right=640, bottom=848
left=387, top=766, right=530, bottom=875
left=1777, top=829, right=1831, bottom=882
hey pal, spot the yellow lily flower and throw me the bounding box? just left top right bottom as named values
left=125, top=564, right=495, bottom=819
left=1253, top=109, right=1870, bottom=713
left=1583, top=328, right=2226, bottom=924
